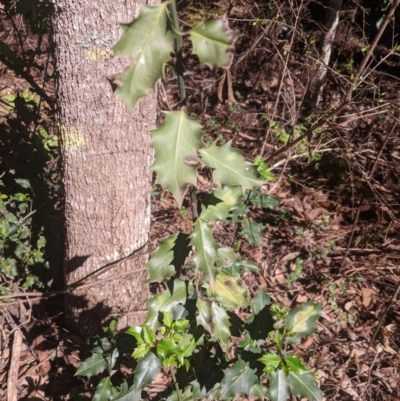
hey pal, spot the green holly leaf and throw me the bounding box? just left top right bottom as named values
left=284, top=355, right=308, bottom=374
left=200, top=186, right=242, bottom=221
left=151, top=111, right=204, bottom=207
left=144, top=279, right=189, bottom=329
left=133, top=351, right=162, bottom=391
left=113, top=381, right=142, bottom=401
left=241, top=217, right=265, bottom=246
left=196, top=298, right=212, bottom=331
left=221, top=359, right=258, bottom=398
left=247, top=190, right=280, bottom=208
left=213, top=273, right=249, bottom=310
left=226, top=259, right=259, bottom=275
left=200, top=142, right=265, bottom=189
left=285, top=302, right=321, bottom=344
left=258, top=354, right=281, bottom=374
left=251, top=289, right=272, bottom=315
left=200, top=301, right=231, bottom=347
left=75, top=353, right=108, bottom=378
left=147, top=232, right=182, bottom=283
left=190, top=219, right=219, bottom=289
left=112, top=3, right=175, bottom=111
left=288, top=371, right=323, bottom=401
left=190, top=19, right=233, bottom=68
left=267, top=369, right=289, bottom=401
left=93, top=377, right=118, bottom=401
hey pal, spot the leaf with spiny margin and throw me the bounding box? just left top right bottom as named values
left=112, top=3, right=175, bottom=112
left=144, top=279, right=189, bottom=330
left=151, top=111, right=204, bottom=207
left=284, top=355, right=309, bottom=374
left=75, top=353, right=107, bottom=378
left=133, top=352, right=162, bottom=391
left=196, top=298, right=212, bottom=331
left=288, top=371, right=323, bottom=401
left=190, top=19, right=233, bottom=68
left=210, top=301, right=231, bottom=347
left=200, top=186, right=242, bottom=221
left=225, top=259, right=258, bottom=275
left=200, top=142, right=265, bottom=190
left=250, top=289, right=272, bottom=316
left=285, top=302, right=321, bottom=344
left=93, top=377, right=118, bottom=401
left=247, top=190, right=280, bottom=209
left=213, top=273, right=249, bottom=310
left=241, top=217, right=265, bottom=246
left=147, top=233, right=176, bottom=283
left=190, top=219, right=219, bottom=289
left=113, top=381, right=142, bottom=401
left=267, top=370, right=290, bottom=401
left=220, top=359, right=258, bottom=398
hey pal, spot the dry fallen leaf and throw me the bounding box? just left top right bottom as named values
left=362, top=287, right=376, bottom=309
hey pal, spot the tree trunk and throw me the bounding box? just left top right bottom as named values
left=52, top=0, right=157, bottom=336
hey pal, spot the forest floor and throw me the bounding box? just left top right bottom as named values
left=1, top=1, right=400, bottom=400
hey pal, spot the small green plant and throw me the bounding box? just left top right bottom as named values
left=286, top=258, right=303, bottom=287
left=77, top=2, right=323, bottom=400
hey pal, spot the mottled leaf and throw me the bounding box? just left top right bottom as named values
left=285, top=302, right=321, bottom=344
left=213, top=273, right=249, bottom=310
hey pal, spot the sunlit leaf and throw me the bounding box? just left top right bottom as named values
left=144, top=279, right=189, bottom=329
left=221, top=359, right=258, bottom=398
left=213, top=273, right=249, bottom=310
left=151, top=111, right=204, bottom=207
left=190, top=19, right=233, bottom=68
left=288, top=371, right=323, bottom=401
left=258, top=354, right=281, bottom=374
left=200, top=186, right=242, bottom=221
left=285, top=302, right=321, bottom=344
left=190, top=219, right=219, bottom=289
left=112, top=3, right=175, bottom=111
left=200, top=142, right=265, bottom=189
left=267, top=369, right=289, bottom=401
left=210, top=301, right=231, bottom=347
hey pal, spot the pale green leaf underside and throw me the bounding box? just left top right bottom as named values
left=288, top=371, right=324, bottom=401
left=190, top=19, right=232, bottom=68
left=112, top=3, right=174, bottom=112
left=200, top=142, right=265, bottom=189
left=267, top=370, right=290, bottom=401
left=151, top=111, right=204, bottom=207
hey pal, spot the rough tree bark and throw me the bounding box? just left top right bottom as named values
left=51, top=0, right=158, bottom=336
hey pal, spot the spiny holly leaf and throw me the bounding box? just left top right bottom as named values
left=190, top=19, right=233, bottom=68
left=267, top=369, right=289, bottom=401
left=200, top=142, right=265, bottom=189
left=112, top=3, right=175, bottom=112
left=216, top=247, right=237, bottom=269
left=75, top=353, right=108, bottom=378
left=251, top=289, right=272, bottom=316
left=113, top=381, right=142, bottom=401
left=284, top=355, right=309, bottom=374
left=258, top=354, right=281, bottom=374
left=151, top=111, right=204, bottom=207
left=200, top=186, right=242, bottom=221
left=210, top=301, right=231, bottom=347
left=226, top=259, right=259, bottom=275
left=220, top=359, right=258, bottom=398
left=288, top=371, right=323, bottom=401
left=241, top=217, right=265, bottom=246
left=285, top=302, right=321, bottom=344
left=133, top=351, right=162, bottom=391
left=247, top=189, right=280, bottom=209
left=196, top=298, right=212, bottom=331
left=212, top=273, right=249, bottom=310
left=147, top=233, right=176, bottom=283
left=93, top=377, right=118, bottom=401
left=245, top=305, right=274, bottom=341
left=190, top=219, right=219, bottom=289
left=144, top=279, right=189, bottom=329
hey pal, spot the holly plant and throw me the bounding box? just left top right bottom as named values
left=76, top=2, right=323, bottom=400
